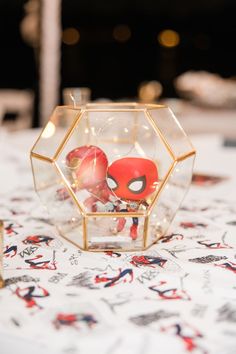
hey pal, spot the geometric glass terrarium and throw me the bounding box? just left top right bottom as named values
left=30, top=103, right=196, bottom=252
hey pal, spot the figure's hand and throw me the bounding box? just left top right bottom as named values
left=129, top=201, right=138, bottom=210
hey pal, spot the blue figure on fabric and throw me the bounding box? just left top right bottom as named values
left=4, top=245, right=17, bottom=258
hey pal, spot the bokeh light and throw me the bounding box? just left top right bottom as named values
left=62, top=27, right=80, bottom=45
left=158, top=29, right=180, bottom=48
left=138, top=81, right=163, bottom=102
left=113, top=24, right=131, bottom=43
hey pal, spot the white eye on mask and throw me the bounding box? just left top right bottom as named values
left=128, top=176, right=146, bottom=194
left=107, top=175, right=118, bottom=190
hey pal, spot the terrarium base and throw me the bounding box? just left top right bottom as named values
left=57, top=226, right=163, bottom=252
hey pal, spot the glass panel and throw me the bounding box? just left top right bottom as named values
left=31, top=157, right=84, bottom=248
left=56, top=110, right=173, bottom=214
left=84, top=110, right=138, bottom=148
left=87, top=215, right=145, bottom=251
left=32, top=106, right=81, bottom=159
left=148, top=107, right=194, bottom=158
left=133, top=111, right=173, bottom=182
left=147, top=155, right=195, bottom=247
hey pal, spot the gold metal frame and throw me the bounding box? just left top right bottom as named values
left=30, top=103, right=196, bottom=252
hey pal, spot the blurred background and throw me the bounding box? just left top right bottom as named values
left=0, top=0, right=236, bottom=135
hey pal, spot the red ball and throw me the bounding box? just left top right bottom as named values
left=66, top=145, right=108, bottom=189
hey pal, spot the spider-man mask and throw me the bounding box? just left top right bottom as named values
left=107, top=157, right=158, bottom=201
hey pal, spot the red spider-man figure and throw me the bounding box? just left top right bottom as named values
left=54, top=312, right=97, bottom=330
left=160, top=323, right=204, bottom=352
left=15, top=285, right=49, bottom=309
left=130, top=255, right=167, bottom=268
left=22, top=235, right=54, bottom=246
left=107, top=157, right=158, bottom=239
left=95, top=268, right=133, bottom=287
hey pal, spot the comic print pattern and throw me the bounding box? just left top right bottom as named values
left=0, top=132, right=236, bottom=354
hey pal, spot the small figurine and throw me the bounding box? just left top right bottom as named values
left=107, top=157, right=158, bottom=240
left=65, top=146, right=158, bottom=241
left=66, top=145, right=108, bottom=189
left=66, top=145, right=111, bottom=211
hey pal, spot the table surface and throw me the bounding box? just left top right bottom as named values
left=0, top=128, right=236, bottom=354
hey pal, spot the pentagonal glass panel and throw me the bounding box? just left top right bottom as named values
left=31, top=157, right=84, bottom=248
left=132, top=111, right=173, bottom=181
left=32, top=106, right=81, bottom=159
left=56, top=109, right=172, bottom=214
left=87, top=215, right=145, bottom=251
left=146, top=155, right=195, bottom=247
left=148, top=107, right=194, bottom=158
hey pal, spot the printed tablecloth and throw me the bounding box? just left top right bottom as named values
left=0, top=130, right=236, bottom=354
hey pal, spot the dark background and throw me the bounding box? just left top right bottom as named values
left=0, top=0, right=236, bottom=125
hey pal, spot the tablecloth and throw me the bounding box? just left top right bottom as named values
left=0, top=129, right=236, bottom=354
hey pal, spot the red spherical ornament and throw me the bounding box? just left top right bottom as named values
left=66, top=145, right=108, bottom=189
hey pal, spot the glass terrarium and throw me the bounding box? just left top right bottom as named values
left=30, top=103, right=196, bottom=251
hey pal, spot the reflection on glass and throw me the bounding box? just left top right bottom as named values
left=63, top=87, right=91, bottom=106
